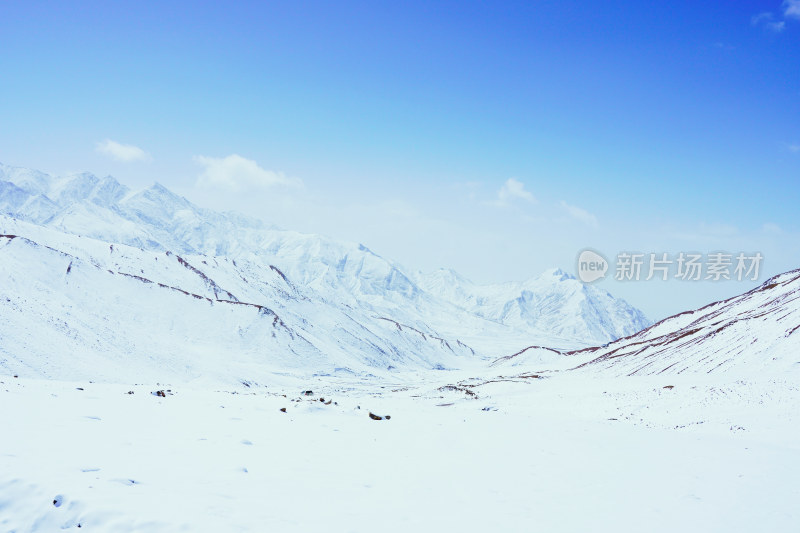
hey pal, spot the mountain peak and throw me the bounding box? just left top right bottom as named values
left=543, top=267, right=574, bottom=282
left=432, top=267, right=473, bottom=285
left=89, top=175, right=130, bottom=206
left=0, top=163, right=54, bottom=197
left=50, top=172, right=100, bottom=205
left=145, top=182, right=185, bottom=201
left=124, top=182, right=193, bottom=212
left=518, top=268, right=576, bottom=288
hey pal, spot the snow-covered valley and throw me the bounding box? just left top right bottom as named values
left=2, top=372, right=798, bottom=532
left=1, top=164, right=799, bottom=532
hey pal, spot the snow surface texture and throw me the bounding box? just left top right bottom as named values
left=0, top=374, right=797, bottom=532
left=0, top=162, right=649, bottom=362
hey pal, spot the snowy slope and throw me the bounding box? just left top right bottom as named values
left=0, top=162, right=650, bottom=358
left=567, top=269, right=800, bottom=377
left=0, top=216, right=479, bottom=384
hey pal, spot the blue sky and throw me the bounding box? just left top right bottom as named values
left=1, top=0, right=799, bottom=319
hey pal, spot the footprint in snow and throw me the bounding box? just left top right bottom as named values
left=241, top=439, right=253, bottom=445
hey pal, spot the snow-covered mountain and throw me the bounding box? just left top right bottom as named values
left=0, top=163, right=651, bottom=382
left=415, top=267, right=650, bottom=343
left=0, top=216, right=480, bottom=384
left=566, top=269, right=800, bottom=377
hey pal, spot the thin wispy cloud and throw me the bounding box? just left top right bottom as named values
left=752, top=12, right=773, bottom=25
left=788, top=144, right=800, bottom=153
left=495, top=178, right=536, bottom=206
left=560, top=200, right=598, bottom=228
left=194, top=154, right=302, bottom=192
left=752, top=2, right=800, bottom=32
left=751, top=11, right=786, bottom=32
left=784, top=0, right=800, bottom=19
left=96, top=139, right=151, bottom=162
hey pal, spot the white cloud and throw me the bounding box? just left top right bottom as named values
left=762, top=222, right=782, bottom=234
left=784, top=0, right=800, bottom=19
left=95, top=139, right=151, bottom=162
left=751, top=12, right=774, bottom=25
left=560, top=201, right=598, bottom=228
left=194, top=154, right=301, bottom=192
left=788, top=144, right=800, bottom=153
left=752, top=4, right=798, bottom=31
left=496, top=178, right=536, bottom=205
left=751, top=11, right=786, bottom=31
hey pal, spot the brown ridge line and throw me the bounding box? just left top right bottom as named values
left=174, top=254, right=239, bottom=302
left=375, top=317, right=475, bottom=355
left=568, top=268, right=800, bottom=368
left=269, top=265, right=291, bottom=285
left=489, top=345, right=563, bottom=367
left=115, top=272, right=288, bottom=328
left=3, top=235, right=290, bottom=329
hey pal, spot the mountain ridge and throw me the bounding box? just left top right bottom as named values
left=0, top=162, right=651, bottom=364
left=564, top=268, right=800, bottom=376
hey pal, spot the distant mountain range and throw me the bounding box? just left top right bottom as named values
left=0, top=163, right=650, bottom=383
